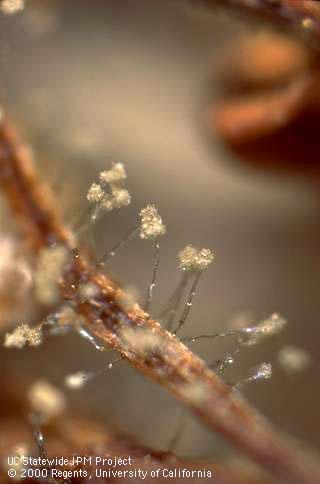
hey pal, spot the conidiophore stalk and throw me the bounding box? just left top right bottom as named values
left=160, top=272, right=189, bottom=331
left=174, top=271, right=202, bottom=334
left=98, top=225, right=139, bottom=265
left=144, top=239, right=160, bottom=312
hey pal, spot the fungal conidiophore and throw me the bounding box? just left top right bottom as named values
left=174, top=245, right=214, bottom=334
left=159, top=272, right=189, bottom=330
left=139, top=204, right=166, bottom=312
left=64, top=357, right=122, bottom=390
left=3, top=158, right=279, bottom=402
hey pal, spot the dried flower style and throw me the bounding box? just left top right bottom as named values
left=28, top=380, right=66, bottom=421
left=278, top=345, right=311, bottom=373
left=34, top=245, right=69, bottom=305
left=139, top=205, right=166, bottom=240
left=178, top=245, right=214, bottom=272
left=1, top=0, right=24, bottom=15
left=4, top=323, right=42, bottom=349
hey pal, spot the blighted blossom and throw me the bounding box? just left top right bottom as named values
left=28, top=380, right=66, bottom=421
left=178, top=245, right=214, bottom=272
left=139, top=204, right=166, bottom=240
left=4, top=323, right=42, bottom=349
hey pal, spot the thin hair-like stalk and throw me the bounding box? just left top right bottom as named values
left=99, top=226, right=139, bottom=266
left=160, top=272, right=189, bottom=331
left=174, top=271, right=202, bottom=334
left=182, top=330, right=239, bottom=343
left=144, top=240, right=160, bottom=313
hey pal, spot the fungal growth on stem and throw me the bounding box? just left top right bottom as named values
left=186, top=313, right=287, bottom=346
left=1, top=114, right=320, bottom=484
left=174, top=245, right=214, bottom=334
left=139, top=204, right=166, bottom=312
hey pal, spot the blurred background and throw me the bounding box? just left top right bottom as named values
left=1, top=0, right=320, bottom=461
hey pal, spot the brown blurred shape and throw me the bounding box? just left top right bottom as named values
left=211, top=30, right=320, bottom=177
